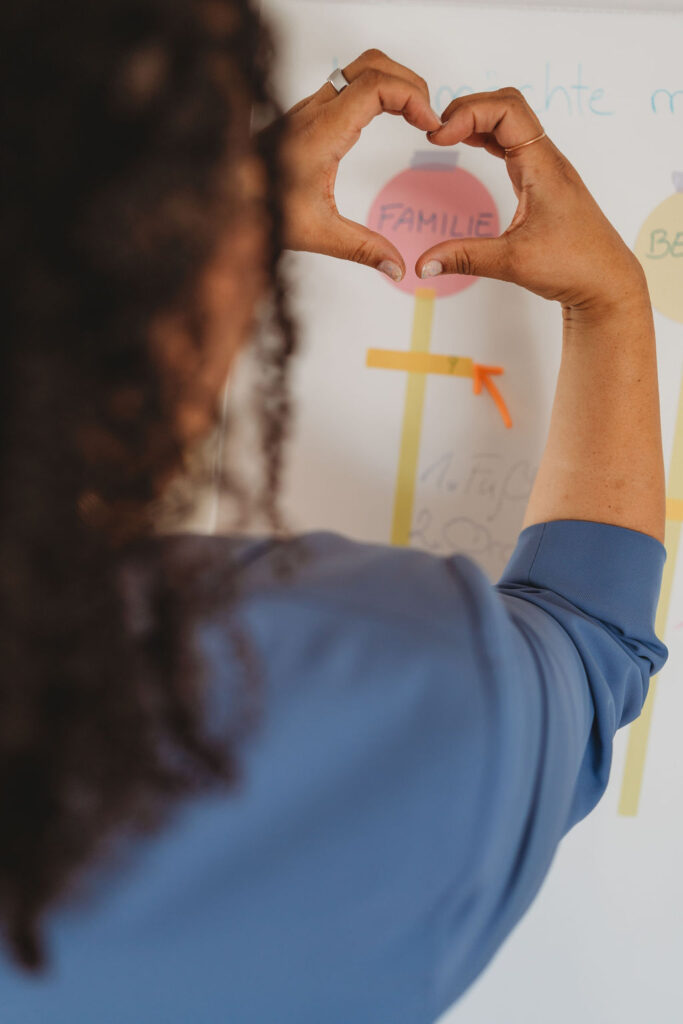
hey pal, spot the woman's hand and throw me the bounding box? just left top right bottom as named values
left=417, top=87, right=647, bottom=315
left=266, top=49, right=442, bottom=281
left=417, top=87, right=647, bottom=311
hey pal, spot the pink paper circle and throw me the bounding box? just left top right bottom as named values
left=367, top=154, right=500, bottom=297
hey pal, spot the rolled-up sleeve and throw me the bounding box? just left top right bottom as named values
left=495, top=518, right=668, bottom=829
left=433, top=518, right=668, bottom=1015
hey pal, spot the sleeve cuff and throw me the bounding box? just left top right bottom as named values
left=497, top=519, right=667, bottom=640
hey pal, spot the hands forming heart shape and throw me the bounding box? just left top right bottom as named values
left=257, top=48, right=645, bottom=314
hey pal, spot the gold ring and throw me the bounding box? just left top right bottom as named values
left=504, top=130, right=547, bottom=157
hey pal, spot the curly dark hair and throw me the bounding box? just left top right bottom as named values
left=0, top=0, right=301, bottom=970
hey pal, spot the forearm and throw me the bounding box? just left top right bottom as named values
left=522, top=273, right=666, bottom=545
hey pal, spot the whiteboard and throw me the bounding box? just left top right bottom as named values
left=216, top=2, right=683, bottom=1021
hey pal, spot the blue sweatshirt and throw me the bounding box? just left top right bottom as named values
left=0, top=519, right=667, bottom=1023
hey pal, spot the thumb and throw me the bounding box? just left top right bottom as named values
left=329, top=213, right=406, bottom=280
left=416, top=234, right=513, bottom=283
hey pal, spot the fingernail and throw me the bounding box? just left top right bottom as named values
left=378, top=260, right=402, bottom=281
left=420, top=260, right=443, bottom=279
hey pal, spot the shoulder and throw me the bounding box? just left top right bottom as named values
left=197, top=528, right=496, bottom=642
left=132, top=528, right=506, bottom=725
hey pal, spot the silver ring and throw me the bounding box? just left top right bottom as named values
left=326, top=68, right=350, bottom=93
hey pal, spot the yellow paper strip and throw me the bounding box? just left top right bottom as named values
left=367, top=349, right=474, bottom=378
left=666, top=497, right=683, bottom=522
left=619, top=370, right=683, bottom=815
left=668, top=380, right=683, bottom=498
left=390, top=288, right=436, bottom=547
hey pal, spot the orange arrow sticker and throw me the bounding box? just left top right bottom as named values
left=472, top=363, right=512, bottom=429
left=366, top=349, right=512, bottom=429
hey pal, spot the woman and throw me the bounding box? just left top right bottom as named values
left=0, top=1, right=667, bottom=1021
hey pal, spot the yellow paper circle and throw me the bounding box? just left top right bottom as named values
left=634, top=183, right=683, bottom=324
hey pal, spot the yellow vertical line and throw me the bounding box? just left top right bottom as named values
left=390, top=288, right=436, bottom=547
left=618, top=370, right=683, bottom=816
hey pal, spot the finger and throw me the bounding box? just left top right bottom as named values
left=415, top=234, right=514, bottom=284
left=325, top=213, right=406, bottom=279
left=428, top=88, right=548, bottom=170
left=343, top=49, right=433, bottom=106
left=445, top=130, right=507, bottom=160
left=315, top=48, right=436, bottom=116
left=283, top=94, right=318, bottom=118
left=317, top=68, right=441, bottom=160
